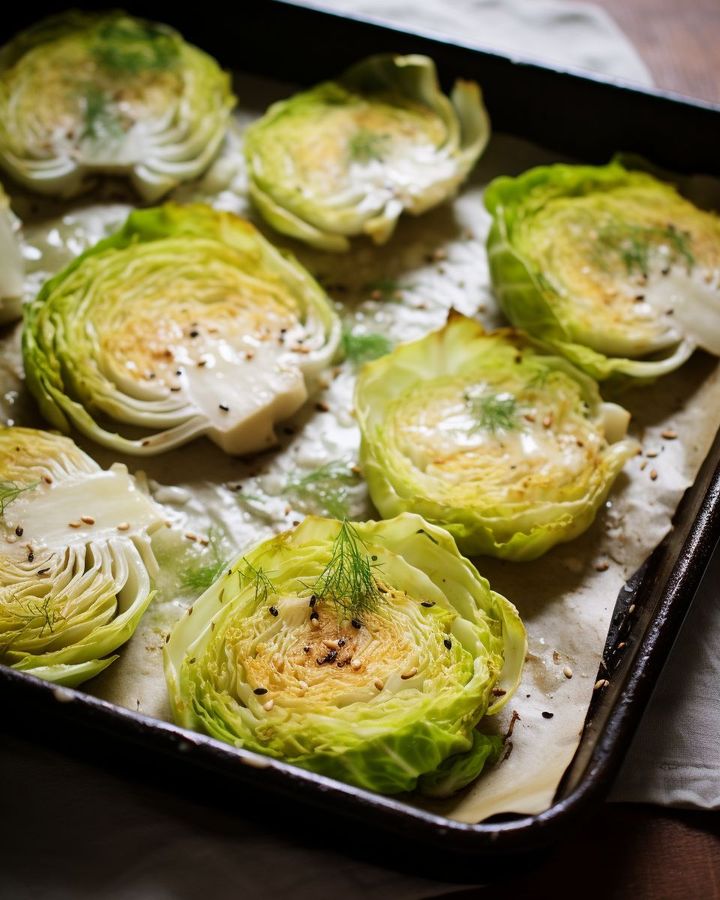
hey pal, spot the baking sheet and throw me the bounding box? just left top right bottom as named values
left=2, top=71, right=719, bottom=824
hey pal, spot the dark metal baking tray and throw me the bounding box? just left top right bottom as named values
left=3, top=0, right=720, bottom=867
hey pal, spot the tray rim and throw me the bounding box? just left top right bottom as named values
left=2, top=0, right=720, bottom=858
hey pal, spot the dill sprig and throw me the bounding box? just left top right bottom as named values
left=465, top=391, right=518, bottom=433
left=181, top=526, right=228, bottom=593
left=238, top=557, right=276, bottom=607
left=285, top=460, right=360, bottom=519
left=313, top=521, right=382, bottom=620
left=4, top=594, right=66, bottom=641
left=596, top=222, right=695, bottom=276
left=82, top=86, right=122, bottom=141
left=348, top=129, right=390, bottom=163
left=93, top=20, right=178, bottom=74
left=341, top=329, right=393, bottom=365
left=0, top=480, right=38, bottom=518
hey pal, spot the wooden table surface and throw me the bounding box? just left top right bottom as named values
left=597, top=0, right=720, bottom=104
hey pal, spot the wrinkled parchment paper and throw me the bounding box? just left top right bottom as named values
left=2, top=73, right=719, bottom=824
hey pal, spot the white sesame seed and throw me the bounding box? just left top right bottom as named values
left=351, top=658, right=362, bottom=671
left=563, top=666, right=573, bottom=679
left=310, top=618, right=321, bottom=629
left=374, top=678, right=384, bottom=691
left=323, top=639, right=340, bottom=651
left=263, top=699, right=274, bottom=711
left=401, top=667, right=418, bottom=680
left=117, top=522, right=130, bottom=531
left=68, top=521, right=81, bottom=529
left=594, top=679, right=609, bottom=690
left=298, top=680, right=308, bottom=692
left=81, top=515, right=95, bottom=525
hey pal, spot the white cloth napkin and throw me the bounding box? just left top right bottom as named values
left=611, top=546, right=720, bottom=807
left=314, top=0, right=653, bottom=86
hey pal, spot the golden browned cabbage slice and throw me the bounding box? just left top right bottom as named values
left=0, top=12, right=235, bottom=200
left=165, top=514, right=525, bottom=795
left=245, top=54, right=489, bottom=251
left=356, top=314, right=637, bottom=560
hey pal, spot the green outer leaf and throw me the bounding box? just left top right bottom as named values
left=245, top=54, right=489, bottom=252
left=418, top=729, right=503, bottom=798
left=355, top=314, right=638, bottom=561
left=164, top=513, right=525, bottom=796
left=12, top=655, right=117, bottom=688
left=22, top=203, right=341, bottom=455
left=484, top=161, right=703, bottom=382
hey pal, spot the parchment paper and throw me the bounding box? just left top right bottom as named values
left=2, top=72, right=719, bottom=824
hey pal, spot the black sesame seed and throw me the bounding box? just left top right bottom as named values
left=310, top=610, right=319, bottom=621
left=371, top=555, right=378, bottom=561
left=338, top=638, right=346, bottom=647
left=219, top=403, right=230, bottom=412
left=253, top=687, right=268, bottom=695
left=309, top=596, right=316, bottom=608
left=317, top=650, right=337, bottom=665
left=421, top=601, right=435, bottom=608
left=189, top=330, right=199, bottom=338
left=15, top=526, right=23, bottom=537
left=351, top=619, right=362, bottom=629
left=269, top=606, right=278, bottom=617
left=303, top=646, right=310, bottom=653
left=27, top=551, right=34, bottom=562
left=542, top=711, right=554, bottom=719
left=444, top=638, right=452, bottom=650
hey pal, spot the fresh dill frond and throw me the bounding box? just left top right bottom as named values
left=238, top=557, right=276, bottom=607
left=341, top=328, right=393, bottom=365
left=528, top=367, right=552, bottom=389
left=285, top=460, right=360, bottom=519
left=4, top=594, right=66, bottom=641
left=181, top=526, right=228, bottom=593
left=93, top=20, right=178, bottom=74
left=348, top=129, right=390, bottom=163
left=596, top=222, right=695, bottom=275
left=81, top=86, right=122, bottom=141
left=0, top=480, right=38, bottom=518
left=313, top=520, right=382, bottom=620
left=466, top=391, right=518, bottom=433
